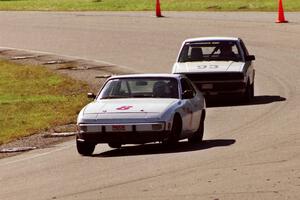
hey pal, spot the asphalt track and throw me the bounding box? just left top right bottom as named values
left=0, top=12, right=299, bottom=200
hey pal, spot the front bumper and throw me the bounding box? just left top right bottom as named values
left=194, top=80, right=246, bottom=95
left=183, top=73, right=247, bottom=96
left=77, top=123, right=170, bottom=144
left=77, top=131, right=171, bottom=144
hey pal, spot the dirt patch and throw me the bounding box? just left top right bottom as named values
left=206, top=5, right=221, bottom=10
left=0, top=49, right=135, bottom=92
left=0, top=48, right=136, bottom=159
left=0, top=124, right=76, bottom=159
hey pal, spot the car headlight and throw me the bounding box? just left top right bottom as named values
left=77, top=125, right=87, bottom=132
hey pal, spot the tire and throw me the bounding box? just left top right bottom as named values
left=108, top=143, right=122, bottom=149
left=244, top=81, right=254, bottom=102
left=76, top=139, right=95, bottom=156
left=188, top=111, right=205, bottom=144
left=250, top=82, right=254, bottom=98
left=164, top=114, right=182, bottom=145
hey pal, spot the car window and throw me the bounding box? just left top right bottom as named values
left=240, top=40, right=249, bottom=56
left=178, top=41, right=242, bottom=62
left=181, top=78, right=196, bottom=97
left=99, top=78, right=179, bottom=99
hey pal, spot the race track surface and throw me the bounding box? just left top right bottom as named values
left=0, top=12, right=299, bottom=200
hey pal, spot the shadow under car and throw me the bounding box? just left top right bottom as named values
left=92, top=139, right=236, bottom=157
left=206, top=95, right=286, bottom=108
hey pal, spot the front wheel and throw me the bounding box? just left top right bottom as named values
left=243, top=82, right=254, bottom=102
left=164, top=115, right=182, bottom=146
left=76, top=139, right=95, bottom=156
left=188, top=111, right=205, bottom=144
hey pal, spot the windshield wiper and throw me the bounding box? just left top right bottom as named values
left=132, top=95, right=153, bottom=98
left=101, top=96, right=129, bottom=99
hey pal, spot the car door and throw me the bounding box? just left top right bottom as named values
left=185, top=78, right=203, bottom=130
left=180, top=78, right=202, bottom=134
left=239, top=39, right=255, bottom=84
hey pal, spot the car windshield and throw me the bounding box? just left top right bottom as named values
left=98, top=77, right=179, bottom=99
left=178, top=41, right=243, bottom=62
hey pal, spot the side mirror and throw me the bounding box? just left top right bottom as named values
left=182, top=90, right=194, bottom=99
left=87, top=93, right=96, bottom=99
left=246, top=55, right=255, bottom=61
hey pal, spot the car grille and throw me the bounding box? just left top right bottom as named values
left=194, top=82, right=246, bottom=91
left=184, top=72, right=244, bottom=82
left=183, top=72, right=246, bottom=93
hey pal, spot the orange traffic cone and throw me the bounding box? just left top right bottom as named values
left=276, top=0, right=288, bottom=23
left=156, top=0, right=163, bottom=17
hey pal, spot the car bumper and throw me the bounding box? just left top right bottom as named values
left=182, top=72, right=247, bottom=95
left=194, top=81, right=246, bottom=96
left=77, top=123, right=170, bottom=144
left=77, top=131, right=171, bottom=144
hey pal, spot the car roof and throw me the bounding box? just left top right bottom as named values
left=108, top=73, right=184, bottom=80
left=183, top=37, right=240, bottom=43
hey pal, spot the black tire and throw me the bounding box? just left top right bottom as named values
left=164, top=114, right=182, bottom=145
left=250, top=82, right=254, bottom=98
left=244, top=81, right=254, bottom=102
left=108, top=143, right=122, bottom=149
left=76, top=140, right=95, bottom=156
left=188, top=111, right=205, bottom=144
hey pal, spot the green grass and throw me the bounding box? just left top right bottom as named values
left=0, top=0, right=298, bottom=11
left=0, top=60, right=90, bottom=144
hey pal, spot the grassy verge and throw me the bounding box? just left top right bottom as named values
left=0, top=0, right=298, bottom=11
left=0, top=60, right=89, bottom=144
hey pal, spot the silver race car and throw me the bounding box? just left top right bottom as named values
left=76, top=74, right=206, bottom=155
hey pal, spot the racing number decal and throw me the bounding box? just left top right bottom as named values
left=197, top=65, right=218, bottom=69
left=116, top=106, right=133, bottom=110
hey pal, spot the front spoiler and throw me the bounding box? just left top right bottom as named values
left=77, top=131, right=171, bottom=144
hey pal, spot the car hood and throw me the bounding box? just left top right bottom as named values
left=84, top=98, right=178, bottom=114
left=80, top=98, right=178, bottom=123
left=173, top=61, right=245, bottom=73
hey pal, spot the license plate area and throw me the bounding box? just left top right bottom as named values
left=201, top=83, right=213, bottom=90
left=112, top=125, right=126, bottom=132
left=107, top=125, right=132, bottom=132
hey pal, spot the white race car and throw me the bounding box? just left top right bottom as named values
left=172, top=37, right=255, bottom=101
left=76, top=74, right=206, bottom=156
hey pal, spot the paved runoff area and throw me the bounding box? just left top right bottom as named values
left=0, top=11, right=299, bottom=200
